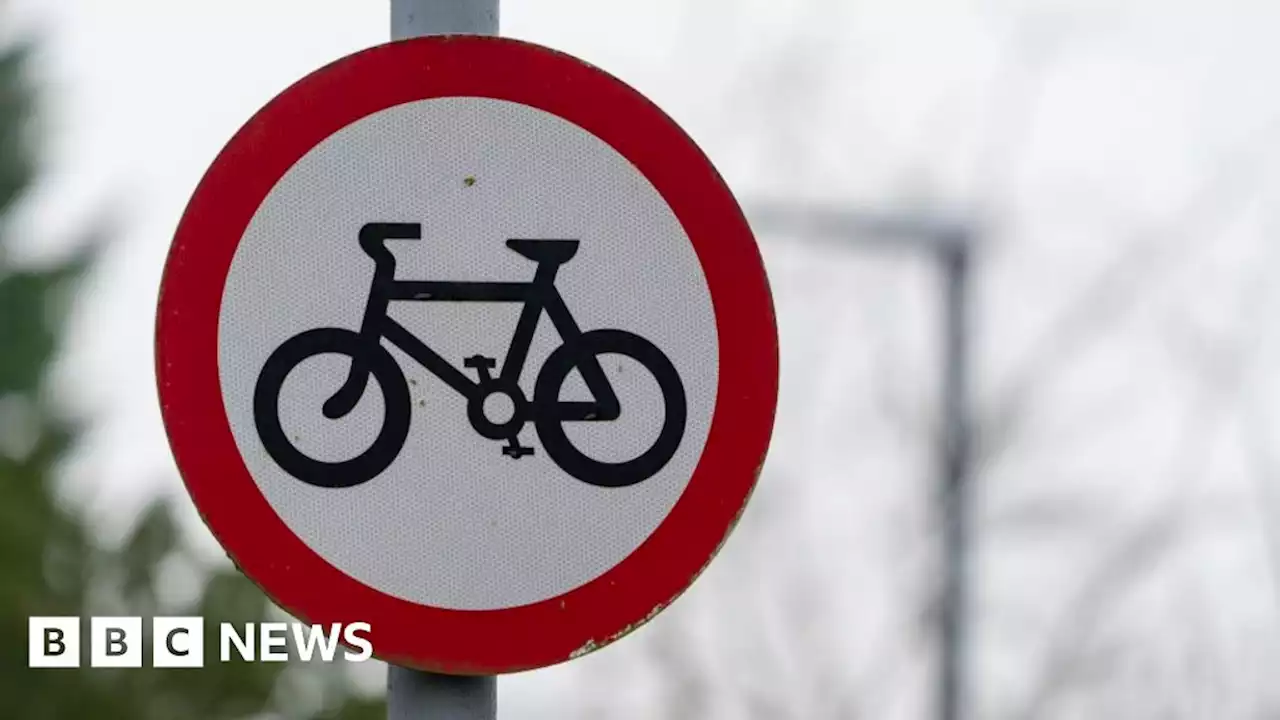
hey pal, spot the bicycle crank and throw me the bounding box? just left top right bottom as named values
left=464, top=355, right=536, bottom=458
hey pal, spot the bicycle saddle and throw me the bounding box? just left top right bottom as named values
left=506, top=239, right=579, bottom=264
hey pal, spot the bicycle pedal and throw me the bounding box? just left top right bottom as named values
left=501, top=444, right=535, bottom=459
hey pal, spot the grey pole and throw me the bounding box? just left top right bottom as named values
left=388, top=668, right=497, bottom=720
left=385, top=3, right=499, bottom=719
left=391, top=0, right=498, bottom=38
left=938, top=239, right=972, bottom=720
left=744, top=203, right=975, bottom=720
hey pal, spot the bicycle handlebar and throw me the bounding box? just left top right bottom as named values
left=360, top=223, right=421, bottom=260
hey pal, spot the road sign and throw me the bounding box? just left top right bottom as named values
left=155, top=35, right=777, bottom=674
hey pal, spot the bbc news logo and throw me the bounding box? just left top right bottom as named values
left=29, top=617, right=372, bottom=668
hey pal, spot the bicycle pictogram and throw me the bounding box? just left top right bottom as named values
left=252, top=222, right=688, bottom=490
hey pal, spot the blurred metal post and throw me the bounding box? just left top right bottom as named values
left=747, top=201, right=974, bottom=720
left=386, top=1, right=499, bottom=719
left=938, top=238, right=972, bottom=720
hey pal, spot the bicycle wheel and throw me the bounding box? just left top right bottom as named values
left=253, top=327, right=410, bottom=488
left=534, top=329, right=687, bottom=488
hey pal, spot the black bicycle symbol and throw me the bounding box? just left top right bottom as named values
left=252, top=223, right=687, bottom=490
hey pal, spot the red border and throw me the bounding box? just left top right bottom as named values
left=156, top=35, right=777, bottom=674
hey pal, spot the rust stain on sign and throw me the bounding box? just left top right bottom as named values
left=568, top=600, right=669, bottom=661
left=569, top=639, right=598, bottom=660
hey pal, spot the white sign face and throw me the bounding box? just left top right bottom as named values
left=216, top=97, right=719, bottom=610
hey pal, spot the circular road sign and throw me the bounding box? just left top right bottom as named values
left=156, top=35, right=777, bottom=674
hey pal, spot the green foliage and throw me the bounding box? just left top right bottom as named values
left=0, top=43, right=35, bottom=222
left=0, top=22, right=385, bottom=719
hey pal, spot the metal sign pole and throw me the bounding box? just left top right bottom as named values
left=391, top=0, right=498, bottom=40
left=388, top=668, right=497, bottom=720
left=386, top=2, right=499, bottom=719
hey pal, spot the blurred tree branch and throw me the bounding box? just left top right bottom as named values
left=1009, top=199, right=1280, bottom=719
left=978, top=120, right=1280, bottom=468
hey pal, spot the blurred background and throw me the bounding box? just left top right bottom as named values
left=5, top=0, right=1280, bottom=718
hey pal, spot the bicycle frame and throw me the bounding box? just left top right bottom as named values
left=328, top=223, right=619, bottom=422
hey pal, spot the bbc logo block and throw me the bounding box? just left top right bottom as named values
left=28, top=617, right=80, bottom=668
left=91, top=617, right=143, bottom=667
left=153, top=617, right=203, bottom=668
